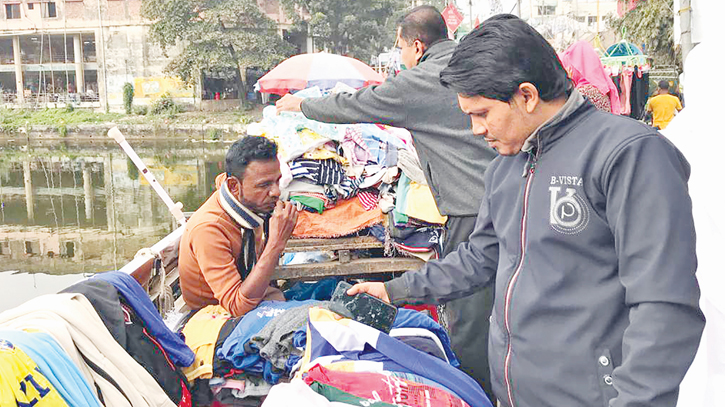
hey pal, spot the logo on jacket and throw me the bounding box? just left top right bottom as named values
left=549, top=186, right=589, bottom=234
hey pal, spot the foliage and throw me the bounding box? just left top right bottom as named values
left=133, top=105, right=149, bottom=116
left=280, top=0, right=408, bottom=62
left=122, top=82, right=135, bottom=114
left=57, top=122, right=68, bottom=137
left=609, top=0, right=679, bottom=68
left=0, top=108, right=123, bottom=133
left=141, top=0, right=295, bottom=100
left=150, top=93, right=180, bottom=116
left=206, top=127, right=222, bottom=140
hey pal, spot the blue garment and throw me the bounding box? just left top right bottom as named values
left=294, top=308, right=459, bottom=367
left=283, top=278, right=340, bottom=301
left=94, top=271, right=195, bottom=367
left=0, top=329, right=101, bottom=407
left=217, top=300, right=320, bottom=383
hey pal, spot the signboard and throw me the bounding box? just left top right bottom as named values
left=442, top=3, right=464, bottom=33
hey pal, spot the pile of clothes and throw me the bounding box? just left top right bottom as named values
left=0, top=271, right=195, bottom=407
left=247, top=88, right=446, bottom=261
left=180, top=279, right=492, bottom=407
left=0, top=271, right=493, bottom=407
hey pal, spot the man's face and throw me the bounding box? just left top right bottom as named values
left=396, top=29, right=422, bottom=70
left=231, top=158, right=282, bottom=214
left=458, top=92, right=534, bottom=156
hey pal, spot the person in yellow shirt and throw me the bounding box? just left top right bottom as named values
left=647, top=81, right=683, bottom=130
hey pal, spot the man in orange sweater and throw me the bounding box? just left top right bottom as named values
left=179, top=136, right=298, bottom=316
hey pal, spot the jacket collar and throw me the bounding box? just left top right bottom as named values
left=521, top=88, right=589, bottom=156
left=419, top=39, right=454, bottom=64
left=218, top=180, right=264, bottom=230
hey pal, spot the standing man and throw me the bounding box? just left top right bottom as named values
left=350, top=15, right=704, bottom=407
left=275, top=6, right=497, bottom=396
left=646, top=80, right=683, bottom=130
left=179, top=136, right=298, bottom=317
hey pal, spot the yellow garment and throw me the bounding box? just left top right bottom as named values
left=647, top=94, right=682, bottom=130
left=405, top=181, right=447, bottom=225
left=0, top=339, right=68, bottom=407
left=181, top=305, right=232, bottom=382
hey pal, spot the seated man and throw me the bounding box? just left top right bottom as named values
left=179, top=136, right=298, bottom=316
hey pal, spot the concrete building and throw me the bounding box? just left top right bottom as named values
left=1, top=0, right=308, bottom=111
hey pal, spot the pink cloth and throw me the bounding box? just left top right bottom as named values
left=619, top=70, right=633, bottom=116
left=560, top=41, right=622, bottom=114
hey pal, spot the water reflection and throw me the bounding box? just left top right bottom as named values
left=0, top=140, right=229, bottom=278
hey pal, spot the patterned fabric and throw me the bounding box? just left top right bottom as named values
left=220, top=180, right=265, bottom=282
left=289, top=159, right=346, bottom=186
left=358, top=190, right=379, bottom=211
left=341, top=127, right=372, bottom=166
left=577, top=83, right=612, bottom=113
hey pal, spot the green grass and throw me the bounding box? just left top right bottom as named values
left=0, top=106, right=263, bottom=133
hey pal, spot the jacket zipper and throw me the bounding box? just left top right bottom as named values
left=503, top=155, right=537, bottom=407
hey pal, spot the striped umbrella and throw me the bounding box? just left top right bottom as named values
left=257, top=52, right=384, bottom=95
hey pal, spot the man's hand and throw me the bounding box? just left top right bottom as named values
left=275, top=94, right=303, bottom=114
left=347, top=282, right=390, bottom=303
left=267, top=201, right=298, bottom=251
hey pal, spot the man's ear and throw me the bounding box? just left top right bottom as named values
left=227, top=175, right=242, bottom=195
left=518, top=82, right=541, bottom=113
left=413, top=39, right=426, bottom=62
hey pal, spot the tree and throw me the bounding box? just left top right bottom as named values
left=609, top=0, right=679, bottom=68
left=141, top=0, right=295, bottom=105
left=280, top=0, right=408, bottom=63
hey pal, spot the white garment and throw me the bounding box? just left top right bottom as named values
left=0, top=293, right=175, bottom=407
left=663, top=42, right=725, bottom=407
left=263, top=378, right=382, bottom=407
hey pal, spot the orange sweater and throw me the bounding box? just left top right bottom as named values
left=178, top=174, right=282, bottom=316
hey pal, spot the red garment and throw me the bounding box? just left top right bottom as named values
left=303, top=365, right=470, bottom=407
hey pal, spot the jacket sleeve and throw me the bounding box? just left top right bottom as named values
left=603, top=134, right=705, bottom=407
left=300, top=73, right=412, bottom=127
left=385, top=169, right=499, bottom=305
left=191, top=225, right=261, bottom=317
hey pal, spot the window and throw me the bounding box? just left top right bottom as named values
left=28, top=3, right=34, bottom=9
left=5, top=4, right=21, bottom=19
left=42, top=2, right=57, bottom=18
left=588, top=16, right=598, bottom=25
left=537, top=5, right=556, bottom=15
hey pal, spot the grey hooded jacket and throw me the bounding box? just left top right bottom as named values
left=300, top=40, right=497, bottom=217
left=385, top=91, right=705, bottom=407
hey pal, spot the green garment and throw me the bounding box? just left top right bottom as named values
left=308, top=381, right=398, bottom=407
left=290, top=195, right=325, bottom=214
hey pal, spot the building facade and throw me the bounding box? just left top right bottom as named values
left=1, top=0, right=306, bottom=110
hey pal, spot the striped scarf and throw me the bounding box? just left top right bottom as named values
left=219, top=180, right=267, bottom=281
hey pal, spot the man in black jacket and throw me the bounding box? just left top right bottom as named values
left=276, top=5, right=497, bottom=397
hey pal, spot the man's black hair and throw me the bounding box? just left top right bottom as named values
left=440, top=14, right=570, bottom=102
left=658, top=80, right=670, bottom=90
left=398, top=5, right=448, bottom=47
left=226, top=136, right=277, bottom=179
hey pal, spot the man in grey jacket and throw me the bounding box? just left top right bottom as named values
left=350, top=14, right=705, bottom=407
left=276, top=5, right=497, bottom=397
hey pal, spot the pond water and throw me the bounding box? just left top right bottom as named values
left=0, top=138, right=230, bottom=311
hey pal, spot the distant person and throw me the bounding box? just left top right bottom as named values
left=276, top=5, right=498, bottom=397
left=560, top=40, right=621, bottom=113
left=178, top=136, right=298, bottom=316
left=647, top=80, right=682, bottom=130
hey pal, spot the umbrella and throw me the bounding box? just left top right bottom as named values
left=257, top=52, right=384, bottom=95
